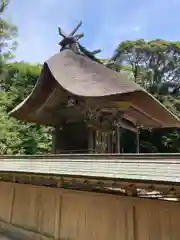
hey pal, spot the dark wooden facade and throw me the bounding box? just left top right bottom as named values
left=53, top=124, right=116, bottom=154
left=52, top=120, right=139, bottom=154
left=50, top=96, right=140, bottom=154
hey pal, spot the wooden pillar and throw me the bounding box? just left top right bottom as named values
left=52, top=127, right=62, bottom=154
left=112, top=131, right=116, bottom=153
left=107, top=132, right=112, bottom=153
left=117, top=124, right=121, bottom=153
left=52, top=128, right=56, bottom=154
left=95, top=130, right=100, bottom=153
left=88, top=127, right=93, bottom=153
left=136, top=127, right=140, bottom=153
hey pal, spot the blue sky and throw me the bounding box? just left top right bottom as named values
left=5, top=0, right=180, bottom=63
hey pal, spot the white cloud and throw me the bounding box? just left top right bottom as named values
left=134, top=26, right=141, bottom=32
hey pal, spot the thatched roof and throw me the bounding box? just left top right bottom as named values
left=10, top=49, right=180, bottom=128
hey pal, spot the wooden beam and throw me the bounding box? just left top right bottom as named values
left=118, top=118, right=138, bottom=133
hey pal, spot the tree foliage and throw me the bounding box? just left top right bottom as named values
left=113, top=39, right=180, bottom=153
left=0, top=62, right=52, bottom=154
left=0, top=0, right=17, bottom=60
left=0, top=1, right=51, bottom=155
left=114, top=39, right=180, bottom=92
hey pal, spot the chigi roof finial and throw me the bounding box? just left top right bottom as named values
left=58, top=21, right=101, bottom=58
left=58, top=21, right=84, bottom=53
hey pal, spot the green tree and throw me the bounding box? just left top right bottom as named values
left=113, top=39, right=180, bottom=153
left=0, top=62, right=52, bottom=154
left=0, top=0, right=17, bottom=59
left=0, top=1, right=51, bottom=155
left=114, top=39, right=180, bottom=92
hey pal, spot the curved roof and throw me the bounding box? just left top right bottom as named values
left=46, top=49, right=142, bottom=96
left=10, top=49, right=180, bottom=128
